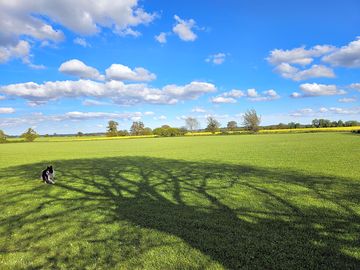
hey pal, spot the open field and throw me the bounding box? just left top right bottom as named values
left=0, top=133, right=359, bottom=269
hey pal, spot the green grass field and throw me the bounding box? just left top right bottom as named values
left=0, top=133, right=359, bottom=269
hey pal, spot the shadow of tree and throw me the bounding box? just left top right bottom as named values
left=0, top=156, right=359, bottom=269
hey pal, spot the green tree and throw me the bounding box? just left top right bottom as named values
left=227, top=121, right=237, bottom=131
left=206, top=117, right=221, bottom=134
left=21, top=128, right=38, bottom=142
left=142, top=127, right=153, bottom=135
left=106, top=120, right=119, bottom=137
left=77, top=131, right=84, bottom=137
left=337, top=120, right=344, bottom=127
left=185, top=117, right=200, bottom=132
left=130, top=121, right=145, bottom=135
left=117, top=130, right=129, bottom=136
left=0, top=129, right=6, bottom=143
left=243, top=109, right=261, bottom=132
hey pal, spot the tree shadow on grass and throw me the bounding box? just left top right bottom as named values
left=0, top=156, right=359, bottom=269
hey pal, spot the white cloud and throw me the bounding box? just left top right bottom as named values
left=0, top=40, right=30, bottom=64
left=0, top=79, right=216, bottom=106
left=323, top=37, right=360, bottom=67
left=211, top=96, right=237, bottom=104
left=247, top=88, right=259, bottom=98
left=206, top=53, right=227, bottom=65
left=211, top=88, right=279, bottom=103
left=223, top=89, right=245, bottom=98
left=290, top=108, right=314, bottom=117
left=59, top=59, right=102, bottom=80
left=0, top=0, right=155, bottom=64
left=82, top=99, right=109, bottom=106
left=191, top=107, right=206, bottom=113
left=267, top=45, right=335, bottom=66
left=154, top=115, right=167, bottom=120
left=0, top=95, right=6, bottom=100
left=172, top=15, right=197, bottom=41
left=338, top=97, right=357, bottom=103
left=163, top=81, right=216, bottom=99
left=247, top=89, right=280, bottom=102
left=291, top=83, right=346, bottom=98
left=73, top=38, right=90, bottom=47
left=65, top=111, right=142, bottom=120
left=105, top=64, right=156, bottom=82
left=144, top=111, right=155, bottom=116
left=155, top=32, right=167, bottom=44
left=0, top=107, right=15, bottom=114
left=275, top=63, right=335, bottom=81
left=350, top=83, right=360, bottom=92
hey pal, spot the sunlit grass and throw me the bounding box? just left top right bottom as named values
left=0, top=133, right=359, bottom=269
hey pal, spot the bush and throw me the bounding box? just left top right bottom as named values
left=21, top=128, right=38, bottom=142
left=0, top=130, right=6, bottom=143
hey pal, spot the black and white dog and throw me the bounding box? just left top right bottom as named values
left=42, top=165, right=55, bottom=184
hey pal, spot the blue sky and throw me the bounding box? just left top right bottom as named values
left=0, top=0, right=359, bottom=135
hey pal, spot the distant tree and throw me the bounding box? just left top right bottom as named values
left=118, top=130, right=129, bottom=136
left=206, top=117, right=221, bottom=134
left=142, top=127, right=153, bottom=135
left=77, top=131, right=84, bottom=137
left=153, top=125, right=184, bottom=137
left=130, top=121, right=145, bottom=135
left=331, top=121, right=338, bottom=127
left=294, top=123, right=301, bottom=129
left=243, top=109, right=261, bottom=132
left=277, top=123, right=288, bottom=129
left=179, top=127, right=188, bottom=135
left=312, top=119, right=320, bottom=128
left=337, top=120, right=344, bottom=127
left=288, top=122, right=296, bottom=129
left=227, top=121, right=237, bottom=131
left=185, top=117, right=200, bottom=132
left=21, top=128, right=38, bottom=142
left=106, top=120, right=119, bottom=137
left=345, top=120, right=359, bottom=127
left=0, top=129, right=6, bottom=143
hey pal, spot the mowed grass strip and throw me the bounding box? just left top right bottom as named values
left=0, top=133, right=359, bottom=269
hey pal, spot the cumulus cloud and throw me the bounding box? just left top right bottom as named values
left=172, top=15, right=197, bottom=41
left=247, top=89, right=280, bottom=101
left=338, top=97, right=357, bottom=103
left=155, top=32, right=167, bottom=44
left=192, top=107, right=206, bottom=113
left=0, top=107, right=15, bottom=114
left=105, top=64, right=156, bottom=82
left=82, top=99, right=110, bottom=106
left=211, top=88, right=279, bottom=103
left=275, top=63, right=335, bottom=81
left=267, top=45, right=335, bottom=66
left=291, top=83, right=346, bottom=98
left=73, top=38, right=90, bottom=47
left=144, top=111, right=155, bottom=116
left=206, top=53, right=227, bottom=65
left=59, top=59, right=102, bottom=80
left=323, top=37, right=360, bottom=67
left=211, top=96, right=237, bottom=104
left=289, top=106, right=360, bottom=117
left=163, top=81, right=216, bottom=99
left=0, top=0, right=155, bottom=64
left=350, top=83, right=360, bottom=91
left=0, top=40, right=30, bottom=64
left=0, top=79, right=216, bottom=106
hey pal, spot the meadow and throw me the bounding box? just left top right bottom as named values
left=0, top=133, right=359, bottom=269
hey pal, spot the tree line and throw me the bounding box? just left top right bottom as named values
left=1, top=109, right=359, bottom=143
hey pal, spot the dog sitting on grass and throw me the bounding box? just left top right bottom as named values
left=42, top=165, right=55, bottom=184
